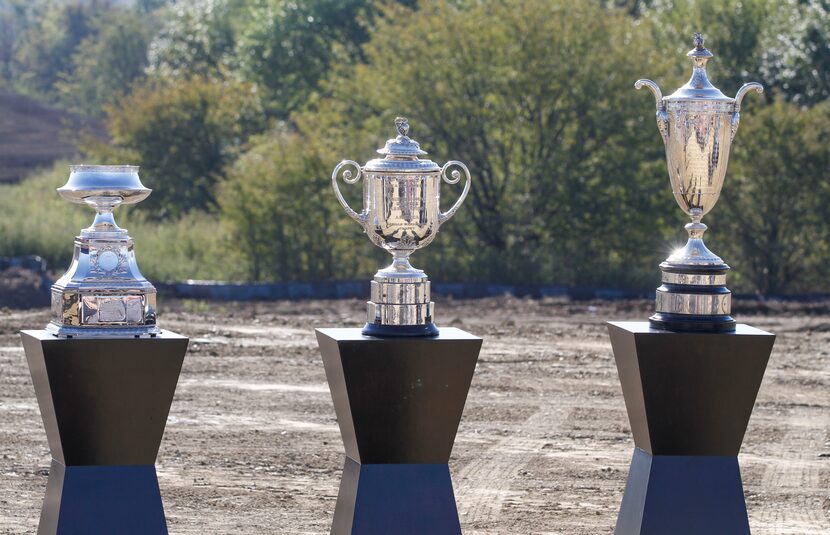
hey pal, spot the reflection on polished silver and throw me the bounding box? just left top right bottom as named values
left=332, top=117, right=471, bottom=336
left=47, top=165, right=160, bottom=338
left=636, top=33, right=763, bottom=331
left=661, top=271, right=727, bottom=286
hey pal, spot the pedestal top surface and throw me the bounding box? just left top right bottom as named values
left=608, top=321, right=773, bottom=337
left=21, top=329, right=187, bottom=342
left=316, top=326, right=481, bottom=341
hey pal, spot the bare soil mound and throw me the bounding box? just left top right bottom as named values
left=0, top=90, right=104, bottom=183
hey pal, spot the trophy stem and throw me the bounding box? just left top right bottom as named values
left=687, top=210, right=705, bottom=239
left=379, top=252, right=422, bottom=277
left=83, top=196, right=126, bottom=236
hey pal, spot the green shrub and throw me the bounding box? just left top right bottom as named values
left=0, top=163, right=237, bottom=282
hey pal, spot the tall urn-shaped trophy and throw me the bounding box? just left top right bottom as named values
left=635, top=32, right=763, bottom=332
left=316, top=119, right=482, bottom=535
left=21, top=166, right=188, bottom=535
left=607, top=35, right=776, bottom=535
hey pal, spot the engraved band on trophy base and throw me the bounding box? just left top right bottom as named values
left=650, top=263, right=735, bottom=332
left=364, top=261, right=437, bottom=336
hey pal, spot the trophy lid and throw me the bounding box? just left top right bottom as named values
left=363, top=117, right=441, bottom=173
left=58, top=165, right=151, bottom=205
left=664, top=33, right=732, bottom=102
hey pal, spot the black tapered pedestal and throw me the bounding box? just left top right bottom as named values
left=316, top=328, right=481, bottom=535
left=607, top=322, right=775, bottom=535
left=21, top=330, right=188, bottom=535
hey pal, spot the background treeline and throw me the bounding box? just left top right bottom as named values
left=0, top=0, right=828, bottom=293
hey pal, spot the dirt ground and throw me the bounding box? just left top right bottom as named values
left=0, top=297, right=827, bottom=534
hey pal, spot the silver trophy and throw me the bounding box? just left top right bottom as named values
left=636, top=33, right=763, bottom=331
left=47, top=165, right=160, bottom=337
left=332, top=118, right=471, bottom=336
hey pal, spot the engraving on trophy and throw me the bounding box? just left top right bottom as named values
left=47, top=165, right=161, bottom=337
left=80, top=295, right=146, bottom=325
left=636, top=33, right=763, bottom=332
left=89, top=244, right=128, bottom=277
left=332, top=118, right=471, bottom=336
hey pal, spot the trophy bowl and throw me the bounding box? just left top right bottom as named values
left=332, top=118, right=471, bottom=336
left=58, top=165, right=151, bottom=205
left=663, top=98, right=735, bottom=220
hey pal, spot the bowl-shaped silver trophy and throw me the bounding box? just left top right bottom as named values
left=332, top=118, right=471, bottom=336
left=636, top=33, right=763, bottom=332
left=47, top=165, right=160, bottom=337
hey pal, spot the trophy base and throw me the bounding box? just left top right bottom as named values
left=362, top=322, right=440, bottom=337
left=649, top=312, right=737, bottom=333
left=652, top=262, right=735, bottom=333
left=365, top=262, right=437, bottom=337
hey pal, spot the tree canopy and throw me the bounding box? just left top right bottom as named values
left=1, top=0, right=828, bottom=292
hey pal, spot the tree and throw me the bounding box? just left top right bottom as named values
left=147, top=0, right=242, bottom=78
left=57, top=8, right=153, bottom=116
left=11, top=1, right=96, bottom=100
left=91, top=77, right=265, bottom=218
left=234, top=0, right=374, bottom=117
left=219, top=130, right=369, bottom=281
left=759, top=0, right=830, bottom=106
left=643, top=0, right=830, bottom=106
left=714, top=100, right=830, bottom=294
left=296, top=0, right=673, bottom=285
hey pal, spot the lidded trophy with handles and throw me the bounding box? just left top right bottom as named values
left=332, top=117, right=471, bottom=336
left=636, top=33, right=763, bottom=332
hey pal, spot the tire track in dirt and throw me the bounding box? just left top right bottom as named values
left=751, top=413, right=830, bottom=534
left=455, top=402, right=571, bottom=533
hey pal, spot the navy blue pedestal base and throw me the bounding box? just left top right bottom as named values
left=616, top=449, right=749, bottom=535
left=360, top=322, right=439, bottom=337
left=40, top=461, right=167, bottom=535
left=334, top=459, right=461, bottom=535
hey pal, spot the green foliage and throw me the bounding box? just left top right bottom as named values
left=57, top=9, right=153, bottom=116
left=715, top=100, right=830, bottom=293
left=10, top=1, right=95, bottom=100
left=147, top=0, right=240, bottom=78
left=0, top=165, right=88, bottom=268
left=758, top=0, right=830, bottom=105
left=234, top=0, right=373, bottom=117
left=148, top=0, right=379, bottom=117
left=90, top=77, right=266, bottom=218
left=295, top=0, right=675, bottom=285
left=219, top=131, right=371, bottom=281
left=0, top=0, right=828, bottom=294
left=0, top=162, right=237, bottom=281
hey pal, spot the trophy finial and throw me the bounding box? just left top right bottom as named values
left=395, top=117, right=409, bottom=137
left=687, top=32, right=714, bottom=62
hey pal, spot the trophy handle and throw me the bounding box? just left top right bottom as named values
left=438, top=160, right=471, bottom=225
left=635, top=79, right=669, bottom=144
left=731, top=82, right=763, bottom=140
left=332, top=160, right=367, bottom=225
